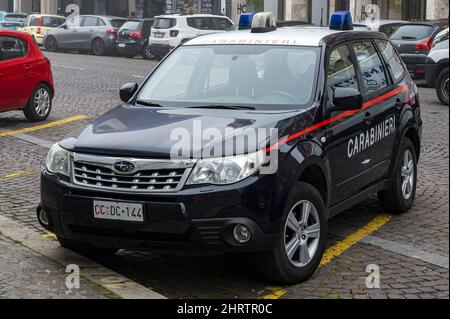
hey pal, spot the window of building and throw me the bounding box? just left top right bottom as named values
left=351, top=42, right=388, bottom=95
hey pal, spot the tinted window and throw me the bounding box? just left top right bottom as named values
left=390, top=25, right=434, bottom=40
left=67, top=16, right=81, bottom=28
left=120, top=21, right=141, bottom=30
left=379, top=23, right=405, bottom=37
left=42, top=16, right=66, bottom=27
left=82, top=17, right=105, bottom=27
left=376, top=40, right=405, bottom=83
left=0, top=36, right=28, bottom=61
left=153, top=18, right=176, bottom=29
left=327, top=45, right=359, bottom=103
left=210, top=17, right=232, bottom=30
left=110, top=19, right=126, bottom=28
left=187, top=17, right=210, bottom=30
left=5, top=14, right=27, bottom=22
left=351, top=42, right=388, bottom=94
left=29, top=16, right=39, bottom=27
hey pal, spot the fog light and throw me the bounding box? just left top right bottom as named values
left=233, top=224, right=252, bottom=244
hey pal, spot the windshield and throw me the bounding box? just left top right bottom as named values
left=5, top=14, right=27, bottom=22
left=110, top=19, right=126, bottom=28
left=390, top=25, right=434, bottom=40
left=120, top=20, right=141, bottom=30
left=136, top=45, right=320, bottom=110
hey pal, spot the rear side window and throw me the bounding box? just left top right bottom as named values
left=110, top=19, right=126, bottom=28
left=376, top=40, right=406, bottom=83
left=390, top=25, right=434, bottom=40
left=327, top=45, right=360, bottom=103
left=42, top=16, right=66, bottom=28
left=29, top=16, right=39, bottom=27
left=187, top=17, right=210, bottom=30
left=153, top=18, right=176, bottom=29
left=82, top=17, right=106, bottom=27
left=351, top=42, right=388, bottom=95
left=210, top=18, right=232, bottom=30
left=0, top=36, right=28, bottom=61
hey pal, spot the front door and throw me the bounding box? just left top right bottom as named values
left=0, top=36, right=32, bottom=110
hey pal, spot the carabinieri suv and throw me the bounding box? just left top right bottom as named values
left=38, top=12, right=422, bottom=284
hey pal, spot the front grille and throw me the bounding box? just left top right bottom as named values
left=71, top=153, right=193, bottom=193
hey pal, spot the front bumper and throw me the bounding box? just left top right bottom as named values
left=400, top=54, right=427, bottom=79
left=39, top=169, right=281, bottom=255
left=425, top=58, right=439, bottom=87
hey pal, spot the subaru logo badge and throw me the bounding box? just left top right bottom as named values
left=113, top=161, right=136, bottom=174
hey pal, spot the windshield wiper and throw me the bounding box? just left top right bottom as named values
left=134, top=99, right=163, bottom=107
left=188, top=104, right=255, bottom=110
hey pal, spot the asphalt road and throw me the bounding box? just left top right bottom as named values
left=0, top=51, right=448, bottom=299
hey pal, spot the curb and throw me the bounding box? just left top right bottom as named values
left=0, top=215, right=166, bottom=299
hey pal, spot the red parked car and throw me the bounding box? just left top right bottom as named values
left=0, top=30, right=54, bottom=121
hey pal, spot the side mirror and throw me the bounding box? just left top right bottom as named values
left=332, top=87, right=363, bottom=111
left=120, top=83, right=139, bottom=103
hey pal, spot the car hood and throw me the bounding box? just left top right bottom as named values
left=60, top=104, right=317, bottom=158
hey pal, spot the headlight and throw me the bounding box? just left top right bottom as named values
left=186, top=151, right=264, bottom=185
left=46, top=143, right=70, bottom=177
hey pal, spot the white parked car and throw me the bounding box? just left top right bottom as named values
left=148, top=14, right=234, bottom=60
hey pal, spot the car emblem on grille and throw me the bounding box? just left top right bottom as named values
left=113, top=161, right=136, bottom=174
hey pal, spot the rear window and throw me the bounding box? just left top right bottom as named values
left=42, top=16, right=66, bottom=27
left=110, top=19, right=126, bottom=28
left=0, top=36, right=28, bottom=61
left=390, top=25, right=434, bottom=40
left=153, top=18, right=176, bottom=29
left=120, top=21, right=141, bottom=31
left=5, top=14, right=27, bottom=22
left=187, top=17, right=210, bottom=30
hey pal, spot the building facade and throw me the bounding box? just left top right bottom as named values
left=1, top=0, right=448, bottom=23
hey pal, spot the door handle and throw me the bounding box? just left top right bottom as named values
left=364, top=112, right=374, bottom=125
left=24, top=64, right=31, bottom=71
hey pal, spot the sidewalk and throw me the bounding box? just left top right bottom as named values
left=0, top=234, right=106, bottom=299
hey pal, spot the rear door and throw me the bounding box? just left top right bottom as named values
left=78, top=16, right=106, bottom=49
left=151, top=17, right=176, bottom=42
left=349, top=41, right=399, bottom=183
left=0, top=36, right=32, bottom=110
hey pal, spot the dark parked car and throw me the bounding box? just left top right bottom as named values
left=390, top=21, right=448, bottom=79
left=116, top=18, right=154, bottom=59
left=43, top=15, right=126, bottom=55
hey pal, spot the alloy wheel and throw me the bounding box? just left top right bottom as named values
left=284, top=200, right=320, bottom=267
left=401, top=149, right=415, bottom=200
left=34, top=88, right=51, bottom=116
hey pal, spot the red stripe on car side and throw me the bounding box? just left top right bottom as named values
left=265, top=83, right=409, bottom=153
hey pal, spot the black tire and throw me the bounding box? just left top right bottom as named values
left=23, top=84, right=52, bottom=122
left=125, top=53, right=137, bottom=59
left=378, top=138, right=417, bottom=214
left=92, top=38, right=105, bottom=56
left=58, top=237, right=119, bottom=257
left=142, top=43, right=155, bottom=60
left=255, top=182, right=328, bottom=284
left=44, top=36, right=58, bottom=52
left=436, top=68, right=449, bottom=106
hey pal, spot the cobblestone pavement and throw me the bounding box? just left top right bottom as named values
left=0, top=52, right=448, bottom=299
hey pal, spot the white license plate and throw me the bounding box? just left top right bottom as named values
left=93, top=200, right=144, bottom=222
left=154, top=33, right=164, bottom=38
left=118, top=43, right=126, bottom=47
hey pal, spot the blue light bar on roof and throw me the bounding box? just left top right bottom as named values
left=330, top=11, right=353, bottom=30
left=239, top=12, right=255, bottom=30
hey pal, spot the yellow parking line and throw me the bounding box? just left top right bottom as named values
left=262, top=214, right=392, bottom=299
left=0, top=115, right=88, bottom=137
left=4, top=170, right=26, bottom=179
left=42, top=231, right=57, bottom=239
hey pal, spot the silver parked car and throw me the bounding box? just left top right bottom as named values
left=43, top=15, right=126, bottom=55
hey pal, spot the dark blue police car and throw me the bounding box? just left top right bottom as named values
left=38, top=12, right=422, bottom=284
